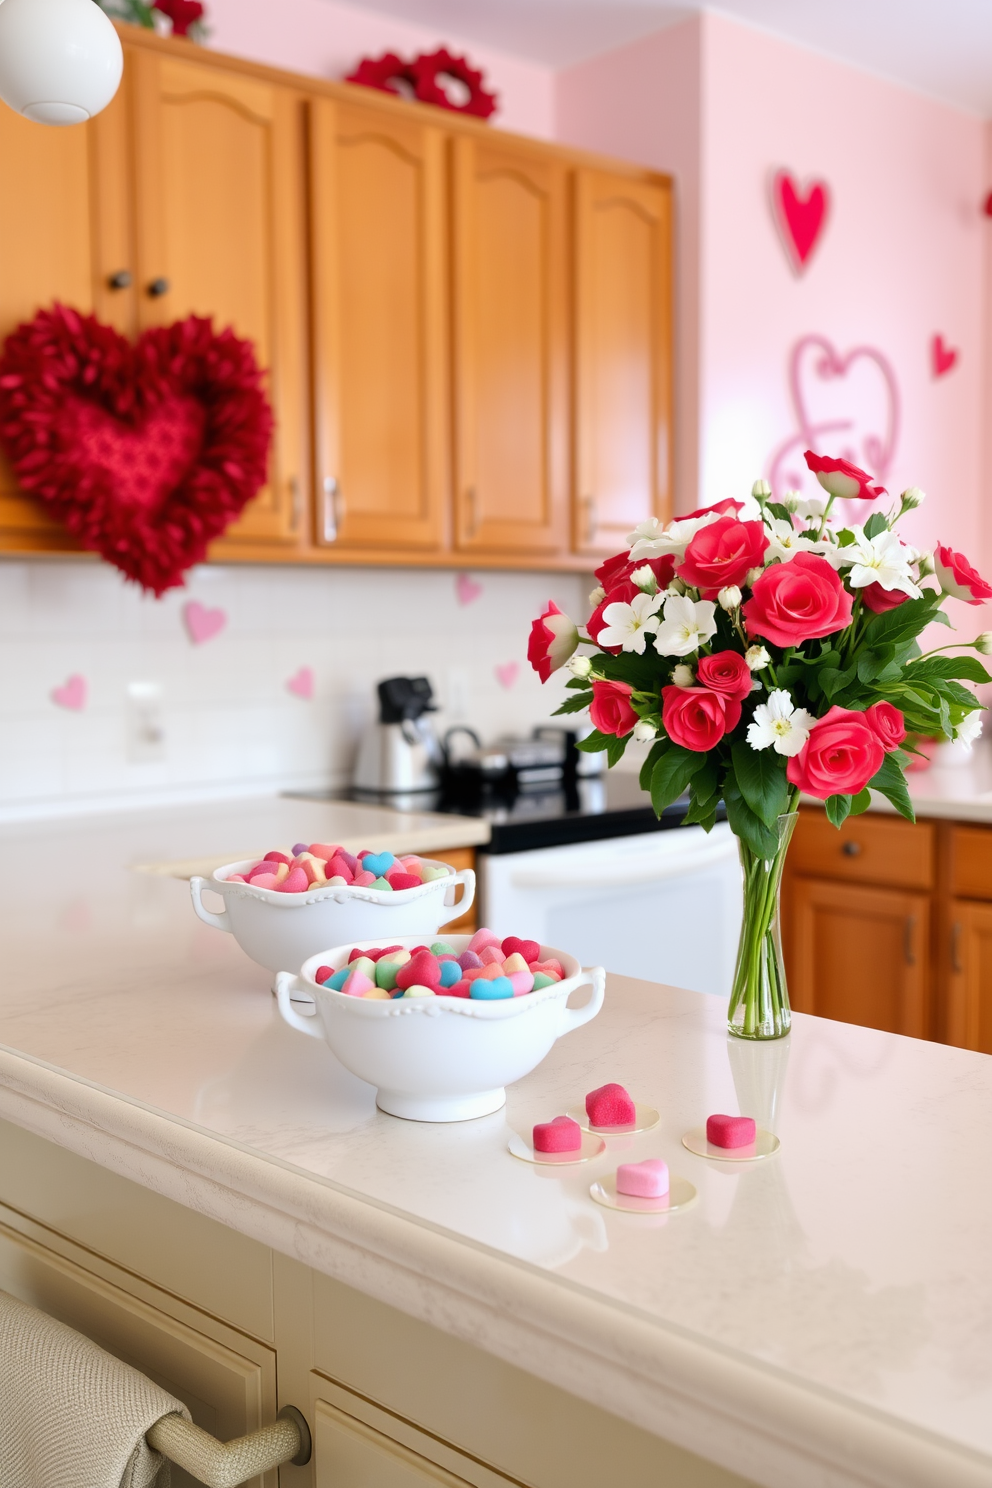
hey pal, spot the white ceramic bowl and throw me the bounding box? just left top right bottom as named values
left=275, top=936, right=605, bottom=1122
left=190, top=859, right=475, bottom=974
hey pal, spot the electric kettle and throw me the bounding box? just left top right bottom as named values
left=352, top=676, right=442, bottom=795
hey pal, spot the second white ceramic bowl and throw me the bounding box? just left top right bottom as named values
left=275, top=936, right=605, bottom=1122
left=190, top=858, right=475, bottom=974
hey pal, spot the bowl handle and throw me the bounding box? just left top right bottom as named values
left=189, top=876, right=231, bottom=933
left=439, top=869, right=476, bottom=926
left=275, top=972, right=326, bottom=1039
left=557, top=966, right=606, bottom=1038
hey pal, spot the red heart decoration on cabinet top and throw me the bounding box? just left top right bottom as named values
left=931, top=334, right=958, bottom=377
left=771, top=170, right=830, bottom=273
left=0, top=304, right=273, bottom=596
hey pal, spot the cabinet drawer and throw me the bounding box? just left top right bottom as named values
left=950, top=825, right=992, bottom=899
left=789, top=809, right=934, bottom=890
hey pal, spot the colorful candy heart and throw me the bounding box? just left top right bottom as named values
left=362, top=851, right=395, bottom=878
left=502, top=936, right=540, bottom=963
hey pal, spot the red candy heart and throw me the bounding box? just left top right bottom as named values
left=326, top=854, right=355, bottom=881
left=314, top=965, right=334, bottom=984
left=585, top=1083, right=636, bottom=1128
left=443, top=979, right=471, bottom=998
left=533, top=1116, right=582, bottom=1153
left=387, top=873, right=422, bottom=891
left=394, top=950, right=442, bottom=991
left=502, top=936, right=540, bottom=963
left=706, top=1114, right=756, bottom=1149
left=263, top=851, right=292, bottom=865
left=349, top=947, right=385, bottom=963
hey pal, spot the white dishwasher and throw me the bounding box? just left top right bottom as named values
left=479, top=822, right=743, bottom=996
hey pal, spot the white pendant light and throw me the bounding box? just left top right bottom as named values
left=0, top=0, right=123, bottom=126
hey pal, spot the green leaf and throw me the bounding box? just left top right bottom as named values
left=605, top=734, right=629, bottom=768
left=731, top=742, right=790, bottom=829
left=857, top=648, right=895, bottom=685
left=650, top=745, right=706, bottom=816
left=869, top=752, right=916, bottom=823
left=864, top=511, right=889, bottom=540
left=639, top=740, right=668, bottom=792
left=836, top=529, right=856, bottom=547
left=862, top=594, right=942, bottom=650
left=723, top=776, right=779, bottom=859
left=575, top=730, right=610, bottom=753
left=765, top=502, right=793, bottom=523
left=907, top=655, right=991, bottom=685
left=552, top=692, right=593, bottom=716
left=690, top=758, right=721, bottom=809
left=824, top=793, right=853, bottom=828
left=565, top=676, right=592, bottom=691
left=681, top=794, right=718, bottom=830
left=818, top=664, right=858, bottom=701
left=849, top=787, right=872, bottom=817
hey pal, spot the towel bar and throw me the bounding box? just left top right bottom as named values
left=146, top=1403, right=311, bottom=1487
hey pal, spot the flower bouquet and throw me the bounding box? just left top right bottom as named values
left=528, top=451, right=991, bottom=1039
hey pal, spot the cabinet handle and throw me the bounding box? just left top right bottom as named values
left=289, top=476, right=301, bottom=531
left=465, top=485, right=478, bottom=539
left=951, top=921, right=963, bottom=973
left=322, top=476, right=341, bottom=542
left=842, top=841, right=862, bottom=857
left=583, top=495, right=598, bottom=544
left=147, top=277, right=170, bottom=297
left=107, top=269, right=132, bottom=290
left=904, top=915, right=916, bottom=967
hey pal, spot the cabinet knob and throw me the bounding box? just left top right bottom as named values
left=147, top=277, right=170, bottom=298
left=842, top=841, right=862, bottom=857
left=107, top=269, right=132, bottom=290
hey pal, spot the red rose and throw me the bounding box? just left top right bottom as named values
left=594, top=551, right=675, bottom=591
left=786, top=706, right=885, bottom=799
left=865, top=701, right=906, bottom=750
left=743, top=552, right=853, bottom=649
left=677, top=516, right=768, bottom=598
left=527, top=600, right=578, bottom=681
left=804, top=451, right=886, bottom=501
left=590, top=679, right=638, bottom=737
left=681, top=498, right=744, bottom=521
left=934, top=544, right=992, bottom=605
left=861, top=582, right=909, bottom=614
left=662, top=686, right=742, bottom=752
left=696, top=650, right=752, bottom=703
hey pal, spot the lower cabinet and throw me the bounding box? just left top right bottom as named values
left=312, top=1388, right=499, bottom=1488
left=947, top=900, right=992, bottom=1053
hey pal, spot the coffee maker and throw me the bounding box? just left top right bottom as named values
left=352, top=676, right=442, bottom=796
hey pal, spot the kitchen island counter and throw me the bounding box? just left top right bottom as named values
left=0, top=805, right=991, bottom=1488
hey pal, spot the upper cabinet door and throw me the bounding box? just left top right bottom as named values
left=309, top=98, right=447, bottom=552
left=451, top=137, right=568, bottom=557
left=130, top=50, right=308, bottom=548
left=573, top=170, right=673, bottom=558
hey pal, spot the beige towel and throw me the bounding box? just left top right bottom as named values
left=0, top=1291, right=191, bottom=1488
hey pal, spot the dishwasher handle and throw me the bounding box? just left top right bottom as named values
left=510, top=837, right=738, bottom=890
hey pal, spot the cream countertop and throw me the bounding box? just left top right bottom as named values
left=0, top=802, right=991, bottom=1488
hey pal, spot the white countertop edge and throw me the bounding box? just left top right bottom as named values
left=1, top=1045, right=988, bottom=1488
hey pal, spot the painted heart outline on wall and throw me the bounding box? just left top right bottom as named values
left=767, top=334, right=900, bottom=501
left=771, top=170, right=830, bottom=274
left=0, top=304, right=273, bottom=596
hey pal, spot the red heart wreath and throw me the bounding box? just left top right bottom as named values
left=346, top=48, right=497, bottom=119
left=0, top=304, right=273, bottom=596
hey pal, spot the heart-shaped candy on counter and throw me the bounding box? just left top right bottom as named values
left=502, top=936, right=540, bottom=963
left=533, top=1116, right=581, bottom=1153
left=395, top=950, right=442, bottom=991
left=586, top=1083, right=636, bottom=1128
left=706, top=1114, right=756, bottom=1149
left=616, top=1159, right=669, bottom=1198
left=362, top=851, right=395, bottom=878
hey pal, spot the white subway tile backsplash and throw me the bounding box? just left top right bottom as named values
left=0, top=560, right=589, bottom=819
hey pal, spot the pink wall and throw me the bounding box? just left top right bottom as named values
left=203, top=0, right=555, bottom=139
left=556, top=19, right=702, bottom=512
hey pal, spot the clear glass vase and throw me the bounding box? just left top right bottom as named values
left=728, top=811, right=797, bottom=1040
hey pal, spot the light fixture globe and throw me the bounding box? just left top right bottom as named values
left=0, top=0, right=124, bottom=126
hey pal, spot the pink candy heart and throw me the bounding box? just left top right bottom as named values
left=706, top=1114, right=756, bottom=1149
left=586, top=1083, right=636, bottom=1128
left=616, top=1159, right=669, bottom=1198
left=51, top=674, right=87, bottom=711
left=183, top=600, right=227, bottom=645
left=533, top=1116, right=581, bottom=1153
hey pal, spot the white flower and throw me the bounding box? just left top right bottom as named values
left=764, top=516, right=842, bottom=566
left=627, top=511, right=721, bottom=561
left=974, top=633, right=992, bottom=656
left=588, top=585, right=605, bottom=606
left=917, top=551, right=936, bottom=577
left=567, top=654, right=593, bottom=679
left=747, top=690, right=815, bottom=757
left=901, top=486, right=926, bottom=510
left=632, top=719, right=658, bottom=743
left=671, top=663, right=695, bottom=687
left=745, top=645, right=770, bottom=671
left=781, top=490, right=801, bottom=514
left=955, top=710, right=983, bottom=749
left=795, top=493, right=830, bottom=521
left=630, top=564, right=658, bottom=593
left=653, top=594, right=718, bottom=657
left=835, top=526, right=923, bottom=597
left=597, top=591, right=664, bottom=654
left=718, top=585, right=742, bottom=611
left=751, top=478, right=771, bottom=499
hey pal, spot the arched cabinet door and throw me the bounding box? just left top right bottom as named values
left=129, top=49, right=309, bottom=550
left=309, top=98, right=448, bottom=553
left=451, top=137, right=569, bottom=558
left=573, top=170, right=673, bottom=558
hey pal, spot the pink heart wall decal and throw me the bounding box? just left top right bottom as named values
left=456, top=572, right=483, bottom=606
left=286, top=666, right=314, bottom=699
left=932, top=334, right=958, bottom=377
left=183, top=600, right=227, bottom=645
left=52, top=674, right=87, bottom=711
left=495, top=661, right=519, bottom=689
left=771, top=170, right=830, bottom=274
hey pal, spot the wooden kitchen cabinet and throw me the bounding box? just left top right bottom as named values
left=309, top=98, right=448, bottom=553
left=451, top=136, right=569, bottom=558
left=946, top=901, right=992, bottom=1053
left=573, top=169, right=673, bottom=557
